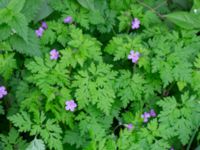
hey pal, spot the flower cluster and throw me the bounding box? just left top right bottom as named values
left=36, top=16, right=73, bottom=38
left=35, top=17, right=73, bottom=60
left=141, top=109, right=156, bottom=123
left=35, top=21, right=48, bottom=37
left=65, top=100, right=77, bottom=112
left=0, top=86, right=7, bottom=99
left=128, top=50, right=140, bottom=63
left=35, top=18, right=76, bottom=112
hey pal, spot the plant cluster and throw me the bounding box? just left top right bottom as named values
left=0, top=0, right=200, bottom=150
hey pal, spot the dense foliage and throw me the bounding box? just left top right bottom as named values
left=0, top=0, right=200, bottom=149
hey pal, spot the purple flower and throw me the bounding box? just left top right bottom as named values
left=35, top=27, right=44, bottom=38
left=41, top=21, right=48, bottom=30
left=65, top=100, right=77, bottom=112
left=0, top=86, right=7, bottom=99
left=170, top=147, right=174, bottom=150
left=128, top=50, right=140, bottom=63
left=50, top=49, right=59, bottom=60
left=125, top=123, right=133, bottom=130
left=64, top=16, right=73, bottom=24
left=141, top=112, right=151, bottom=123
left=150, top=109, right=156, bottom=117
left=132, top=18, right=140, bottom=29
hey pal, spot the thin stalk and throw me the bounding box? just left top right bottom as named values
left=113, top=122, right=122, bottom=133
left=186, top=127, right=199, bottom=150
left=135, top=0, right=165, bottom=19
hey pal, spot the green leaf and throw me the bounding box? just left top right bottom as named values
left=0, top=0, right=10, bottom=9
left=0, top=24, right=11, bottom=41
left=25, top=55, right=69, bottom=101
left=195, top=145, right=200, bottom=150
left=150, top=139, right=170, bottom=150
left=7, top=0, right=25, bottom=13
left=73, top=63, right=117, bottom=115
left=157, top=93, right=200, bottom=145
left=105, top=35, right=142, bottom=61
left=26, top=138, right=45, bottom=150
left=159, top=63, right=173, bottom=87
left=0, top=128, right=28, bottom=150
left=63, top=26, right=102, bottom=67
left=110, top=0, right=131, bottom=11
left=40, top=119, right=63, bottom=150
left=0, top=42, right=12, bottom=51
left=8, top=111, right=32, bottom=132
left=194, top=54, right=200, bottom=68
left=88, top=10, right=105, bottom=25
left=8, top=12, right=28, bottom=42
left=77, top=0, right=95, bottom=11
left=9, top=29, right=41, bottom=57
left=104, top=138, right=117, bottom=150
left=177, top=81, right=186, bottom=91
left=118, top=11, right=131, bottom=32
left=8, top=111, right=63, bottom=150
left=0, top=53, right=17, bottom=80
left=21, top=0, right=43, bottom=23
left=34, top=0, right=53, bottom=23
left=63, top=130, right=86, bottom=148
left=165, top=12, right=200, bottom=29
left=115, top=71, right=157, bottom=107
left=0, top=8, right=13, bottom=24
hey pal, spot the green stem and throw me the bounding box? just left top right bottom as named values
left=112, top=27, right=116, bottom=35
left=135, top=0, right=165, bottom=19
left=186, top=126, right=199, bottom=150
left=162, top=82, right=175, bottom=97
left=133, top=63, right=136, bottom=73
left=113, top=122, right=122, bottom=133
left=153, top=0, right=167, bottom=10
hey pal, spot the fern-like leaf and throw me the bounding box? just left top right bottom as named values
left=26, top=138, right=45, bottom=150
left=0, top=53, right=17, bottom=80
left=8, top=111, right=32, bottom=132
left=73, top=63, right=117, bottom=115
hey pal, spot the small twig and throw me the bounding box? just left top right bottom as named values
left=135, top=0, right=164, bottom=19
left=153, top=0, right=167, bottom=10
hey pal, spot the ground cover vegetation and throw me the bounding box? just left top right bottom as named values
left=0, top=0, right=200, bottom=149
